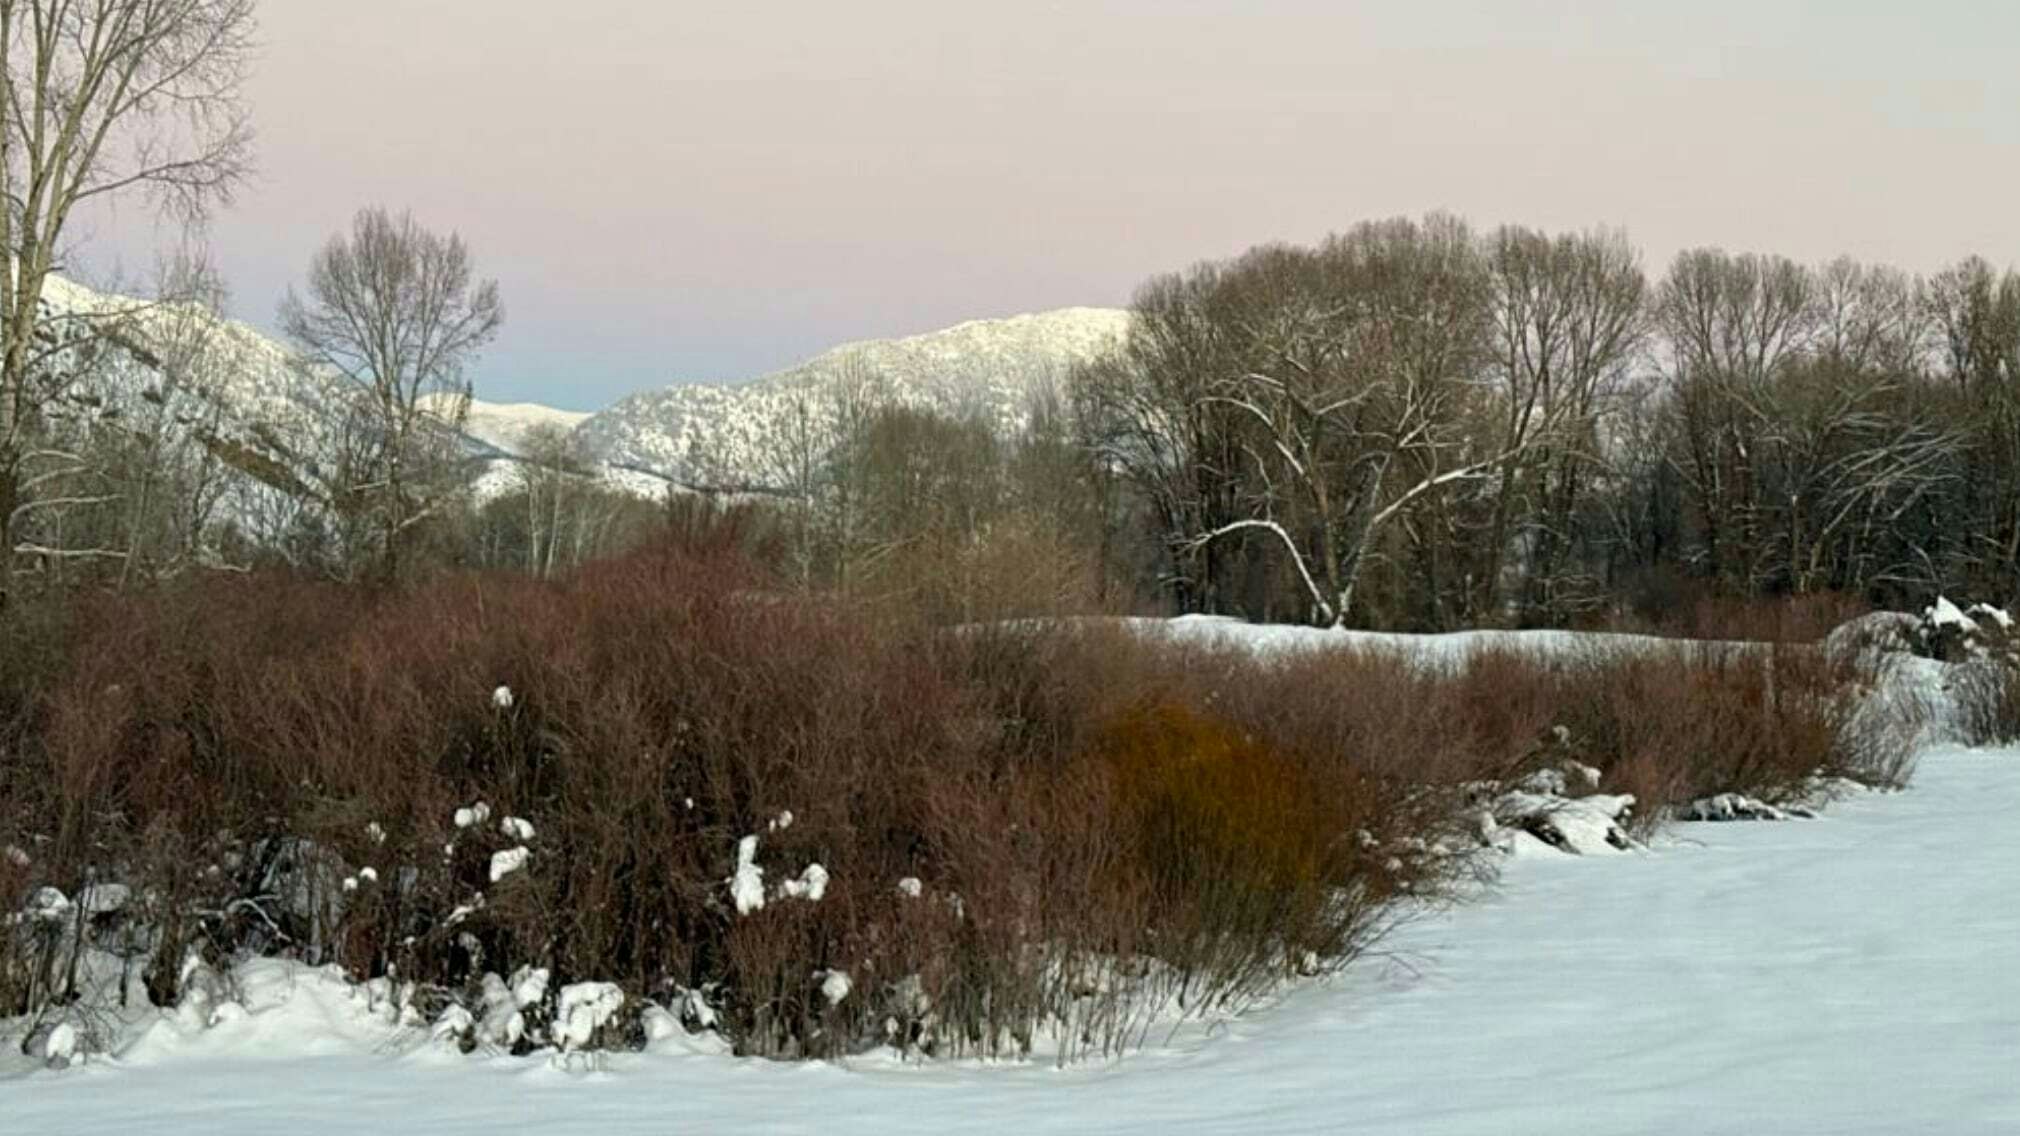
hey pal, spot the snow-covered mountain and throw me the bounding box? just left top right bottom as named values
left=414, top=393, right=602, bottom=500
left=38, top=273, right=326, bottom=437
left=574, top=307, right=1130, bottom=490
left=32, top=273, right=362, bottom=531
left=32, top=274, right=1132, bottom=514
left=431, top=396, right=591, bottom=457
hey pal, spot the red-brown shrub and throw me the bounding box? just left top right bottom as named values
left=1950, top=658, right=2020, bottom=747
left=0, top=556, right=1896, bottom=1057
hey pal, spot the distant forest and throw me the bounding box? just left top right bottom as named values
left=1069, top=216, right=2018, bottom=629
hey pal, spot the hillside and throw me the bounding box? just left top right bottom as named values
left=573, top=307, right=1130, bottom=489
left=35, top=275, right=1130, bottom=511
left=422, top=395, right=591, bottom=458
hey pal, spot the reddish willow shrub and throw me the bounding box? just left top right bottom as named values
left=0, top=553, right=1899, bottom=1057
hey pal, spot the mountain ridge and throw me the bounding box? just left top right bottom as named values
left=34, top=273, right=1130, bottom=507
left=574, top=305, right=1129, bottom=490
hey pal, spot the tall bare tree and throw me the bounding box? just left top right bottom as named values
left=280, top=207, right=502, bottom=581
left=1179, top=218, right=1512, bottom=626
left=1074, top=264, right=1248, bottom=616
left=1655, top=249, right=1820, bottom=591
left=0, top=0, right=255, bottom=586
left=1924, top=257, right=2020, bottom=592
left=1477, top=226, right=1646, bottom=622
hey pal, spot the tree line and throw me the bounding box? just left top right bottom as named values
left=1072, top=215, right=2019, bottom=628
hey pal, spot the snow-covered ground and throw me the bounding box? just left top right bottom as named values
left=9, top=745, right=2015, bottom=1134
left=1142, top=612, right=1754, bottom=663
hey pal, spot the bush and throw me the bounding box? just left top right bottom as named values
left=1950, top=659, right=2020, bottom=747
left=0, top=557, right=1896, bottom=1061
left=1222, top=639, right=1905, bottom=835
left=1597, top=587, right=1871, bottom=644
left=0, top=553, right=1390, bottom=1059
left=1091, top=701, right=1386, bottom=1008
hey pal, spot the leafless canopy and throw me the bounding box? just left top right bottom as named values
left=0, top=0, right=257, bottom=580
left=280, top=206, right=503, bottom=579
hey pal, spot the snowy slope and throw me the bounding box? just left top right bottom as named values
left=417, top=394, right=602, bottom=502
left=32, top=275, right=1131, bottom=506
left=575, top=307, right=1130, bottom=489
left=7, top=745, right=2015, bottom=1134
left=424, top=395, right=590, bottom=457
left=37, top=273, right=345, bottom=461
left=42, top=276, right=607, bottom=499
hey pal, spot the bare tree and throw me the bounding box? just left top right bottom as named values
left=1177, top=217, right=1510, bottom=626
left=0, top=0, right=255, bottom=586
left=762, top=393, right=827, bottom=588
left=817, top=354, right=887, bottom=594
left=1478, top=226, right=1646, bottom=622
left=511, top=421, right=606, bottom=578
left=280, top=207, right=502, bottom=581
left=1924, top=257, right=2020, bottom=591
left=1654, top=249, right=1820, bottom=592
left=1073, top=264, right=1247, bottom=616
left=112, top=247, right=238, bottom=582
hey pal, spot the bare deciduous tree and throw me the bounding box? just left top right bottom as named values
left=0, top=0, right=255, bottom=584
left=1478, top=226, right=1646, bottom=622
left=1092, top=216, right=1517, bottom=626
left=280, top=207, right=502, bottom=581
left=1655, top=249, right=1821, bottom=591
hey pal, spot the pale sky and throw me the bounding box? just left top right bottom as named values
left=79, top=1, right=2020, bottom=410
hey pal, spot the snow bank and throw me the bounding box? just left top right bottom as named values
left=1134, top=613, right=1747, bottom=668
left=1675, top=793, right=1816, bottom=822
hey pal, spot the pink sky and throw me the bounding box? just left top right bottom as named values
left=80, top=1, right=2020, bottom=409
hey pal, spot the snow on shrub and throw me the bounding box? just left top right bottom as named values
left=1481, top=789, right=1637, bottom=854
left=1674, top=793, right=1816, bottom=822
left=431, top=1004, right=476, bottom=1047
left=488, top=846, right=531, bottom=883
left=468, top=965, right=550, bottom=1050
left=728, top=835, right=765, bottom=916
left=23, top=1018, right=81, bottom=1067
left=1817, top=600, right=2020, bottom=748
left=777, top=863, right=829, bottom=902
left=553, top=982, right=625, bottom=1052
left=818, top=969, right=852, bottom=1006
